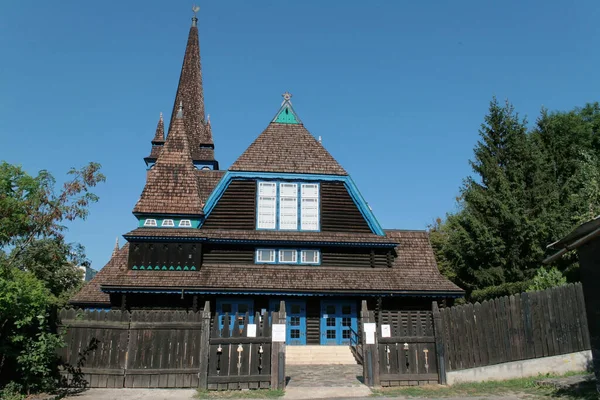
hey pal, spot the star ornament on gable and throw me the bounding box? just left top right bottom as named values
left=281, top=91, right=292, bottom=105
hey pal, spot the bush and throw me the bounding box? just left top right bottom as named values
left=527, top=267, right=567, bottom=292
left=470, top=280, right=531, bottom=303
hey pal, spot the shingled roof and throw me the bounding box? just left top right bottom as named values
left=168, top=15, right=216, bottom=163
left=133, top=105, right=204, bottom=215
left=70, top=243, right=129, bottom=306
left=70, top=230, right=463, bottom=305
left=229, top=95, right=347, bottom=175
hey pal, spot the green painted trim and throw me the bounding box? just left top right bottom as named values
left=137, top=217, right=201, bottom=229
left=272, top=101, right=302, bottom=124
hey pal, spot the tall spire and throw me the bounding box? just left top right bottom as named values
left=112, top=237, right=120, bottom=257
left=167, top=6, right=217, bottom=167
left=152, top=112, right=165, bottom=144
left=134, top=103, right=204, bottom=215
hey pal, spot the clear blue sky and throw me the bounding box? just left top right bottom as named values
left=1, top=1, right=598, bottom=270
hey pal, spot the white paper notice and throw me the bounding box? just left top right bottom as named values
left=381, top=324, right=391, bottom=338
left=365, top=331, right=375, bottom=344
left=272, top=324, right=286, bottom=342
left=363, top=322, right=376, bottom=333
left=247, top=324, right=257, bottom=338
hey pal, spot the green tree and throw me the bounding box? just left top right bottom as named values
left=0, top=161, right=104, bottom=393
left=526, top=267, right=567, bottom=292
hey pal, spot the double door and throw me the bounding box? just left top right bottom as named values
left=216, top=298, right=254, bottom=333
left=270, top=299, right=306, bottom=345
left=320, top=300, right=357, bottom=345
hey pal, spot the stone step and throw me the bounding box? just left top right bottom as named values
left=286, top=346, right=358, bottom=365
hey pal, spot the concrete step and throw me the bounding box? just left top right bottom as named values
left=286, top=346, right=358, bottom=365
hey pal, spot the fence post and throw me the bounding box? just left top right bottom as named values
left=271, top=300, right=286, bottom=390
left=361, top=300, right=380, bottom=387
left=432, top=301, right=447, bottom=385
left=198, top=300, right=211, bottom=389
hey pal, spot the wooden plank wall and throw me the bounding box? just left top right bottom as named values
left=58, top=308, right=208, bottom=388
left=207, top=311, right=273, bottom=390
left=202, top=180, right=256, bottom=229
left=377, top=310, right=439, bottom=386
left=125, top=310, right=203, bottom=388
left=58, top=309, right=129, bottom=388
left=439, top=283, right=591, bottom=371
left=321, top=182, right=372, bottom=233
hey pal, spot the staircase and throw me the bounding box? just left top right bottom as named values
left=286, top=345, right=358, bottom=365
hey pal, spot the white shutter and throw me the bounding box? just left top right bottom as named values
left=279, top=183, right=298, bottom=230
left=257, top=182, right=276, bottom=229
left=301, top=184, right=319, bottom=230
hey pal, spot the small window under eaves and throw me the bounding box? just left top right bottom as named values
left=162, top=219, right=174, bottom=227
left=179, top=220, right=192, bottom=227
left=144, top=219, right=157, bottom=227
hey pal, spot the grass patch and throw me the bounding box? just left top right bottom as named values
left=196, top=388, right=284, bottom=399
left=371, top=371, right=595, bottom=398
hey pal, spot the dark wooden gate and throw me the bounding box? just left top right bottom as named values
left=58, top=305, right=211, bottom=388
left=207, top=301, right=286, bottom=391
left=361, top=301, right=444, bottom=387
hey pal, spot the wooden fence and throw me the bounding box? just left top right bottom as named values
left=207, top=303, right=286, bottom=390
left=58, top=302, right=286, bottom=390
left=361, top=301, right=443, bottom=387
left=438, top=283, right=591, bottom=371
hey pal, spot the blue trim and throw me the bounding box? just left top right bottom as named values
left=124, top=235, right=397, bottom=247
left=320, top=300, right=357, bottom=345
left=253, top=248, right=321, bottom=265
left=255, top=248, right=277, bottom=264
left=202, top=171, right=385, bottom=236
left=101, top=287, right=464, bottom=297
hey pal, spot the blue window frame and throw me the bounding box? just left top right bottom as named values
left=256, top=181, right=320, bottom=231
left=255, top=248, right=321, bottom=265
left=216, top=299, right=254, bottom=332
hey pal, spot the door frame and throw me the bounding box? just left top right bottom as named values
left=269, top=299, right=307, bottom=345
left=320, top=299, right=358, bottom=345
left=216, top=298, right=254, bottom=331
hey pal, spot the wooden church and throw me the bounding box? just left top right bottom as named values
left=70, top=12, right=463, bottom=346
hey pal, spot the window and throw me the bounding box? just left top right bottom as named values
left=256, top=181, right=319, bottom=231
left=162, top=219, right=174, bottom=227
left=279, top=183, right=298, bottom=230
left=257, top=182, right=276, bottom=229
left=301, top=184, right=319, bottom=230
left=144, top=219, right=157, bottom=227
left=256, top=249, right=276, bottom=263
left=300, top=249, right=320, bottom=264
left=179, top=219, right=192, bottom=227
left=279, top=249, right=297, bottom=263
left=255, top=248, right=320, bottom=265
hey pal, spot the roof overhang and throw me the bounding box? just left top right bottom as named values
left=543, top=216, right=600, bottom=264
left=100, top=285, right=464, bottom=298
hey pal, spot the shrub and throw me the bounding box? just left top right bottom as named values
left=470, top=280, right=531, bottom=303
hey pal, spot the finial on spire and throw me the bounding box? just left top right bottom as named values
left=192, top=5, right=200, bottom=27
left=176, top=101, right=184, bottom=118
left=207, top=113, right=211, bottom=124
left=159, top=112, right=163, bottom=121
left=281, top=91, right=292, bottom=105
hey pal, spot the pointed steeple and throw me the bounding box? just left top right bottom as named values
left=112, top=237, right=120, bottom=257
left=134, top=103, right=204, bottom=215
left=152, top=112, right=165, bottom=144
left=145, top=113, right=166, bottom=165
left=167, top=7, right=218, bottom=168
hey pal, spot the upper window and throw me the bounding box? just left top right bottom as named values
left=162, top=219, right=174, bottom=227
left=255, top=248, right=320, bottom=265
left=301, top=249, right=320, bottom=264
left=256, top=181, right=319, bottom=231
left=256, top=248, right=276, bottom=263
left=179, top=219, right=192, bottom=227
left=144, top=219, right=157, bottom=227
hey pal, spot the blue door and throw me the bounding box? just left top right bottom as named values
left=320, top=300, right=357, bottom=345
left=216, top=299, right=254, bottom=333
left=270, top=299, right=307, bottom=345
